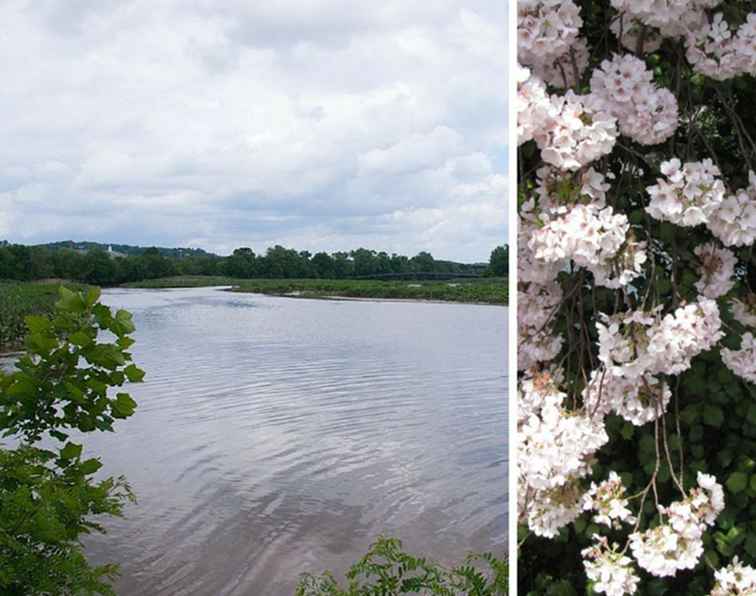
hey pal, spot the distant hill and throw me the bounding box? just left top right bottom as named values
left=35, top=241, right=216, bottom=259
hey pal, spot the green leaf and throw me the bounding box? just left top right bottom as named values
left=124, top=364, right=145, bottom=383
left=79, top=458, right=103, bottom=475
left=85, top=286, right=101, bottom=307
left=60, top=442, right=83, bottom=461
left=111, top=393, right=137, bottom=418
left=726, top=472, right=748, bottom=494
left=703, top=404, right=724, bottom=428
left=24, top=315, right=52, bottom=334
left=56, top=287, right=86, bottom=313
left=69, top=331, right=92, bottom=347
left=49, top=430, right=68, bottom=442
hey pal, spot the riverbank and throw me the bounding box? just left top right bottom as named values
left=123, top=276, right=508, bottom=305
left=0, top=280, right=87, bottom=351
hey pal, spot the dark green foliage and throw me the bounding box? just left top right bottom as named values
left=0, top=281, right=87, bottom=351
left=0, top=241, right=503, bottom=286
left=487, top=246, right=508, bottom=277
left=296, top=537, right=508, bottom=595
left=0, top=286, right=143, bottom=594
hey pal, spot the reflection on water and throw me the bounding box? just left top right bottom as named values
left=80, top=287, right=507, bottom=595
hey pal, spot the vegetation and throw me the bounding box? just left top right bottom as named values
left=230, top=278, right=507, bottom=305
left=296, top=537, right=507, bottom=595
left=123, top=276, right=508, bottom=304
left=0, top=287, right=143, bottom=594
left=0, top=281, right=86, bottom=351
left=121, top=275, right=237, bottom=289
left=0, top=241, right=507, bottom=287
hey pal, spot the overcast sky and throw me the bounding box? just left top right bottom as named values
left=0, top=1, right=507, bottom=261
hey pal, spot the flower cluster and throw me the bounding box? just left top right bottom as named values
left=582, top=368, right=671, bottom=426
left=629, top=473, right=725, bottom=577
left=610, top=0, right=721, bottom=38
left=582, top=536, right=640, bottom=596
left=588, top=54, right=679, bottom=145
left=597, top=299, right=724, bottom=379
left=519, top=371, right=609, bottom=537
left=731, top=294, right=756, bottom=329
left=517, top=66, right=550, bottom=146
left=538, top=92, right=618, bottom=171
left=518, top=281, right=564, bottom=371
left=645, top=159, right=726, bottom=227
left=582, top=471, right=636, bottom=528
left=708, top=171, right=756, bottom=247
left=687, top=13, right=756, bottom=80
left=518, top=1, right=583, bottom=77
left=721, top=332, right=756, bottom=384
left=694, top=242, right=737, bottom=299
left=710, top=557, right=756, bottom=595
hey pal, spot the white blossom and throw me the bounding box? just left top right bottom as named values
left=582, top=471, right=636, bottom=528
left=721, top=333, right=756, bottom=385
left=708, top=172, right=756, bottom=247
left=646, top=159, right=726, bottom=227
left=588, top=54, right=679, bottom=145
left=710, top=557, right=756, bottom=595
left=694, top=243, right=737, bottom=299
left=583, top=535, right=640, bottom=596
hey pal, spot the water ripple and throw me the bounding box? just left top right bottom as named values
left=82, top=287, right=508, bottom=595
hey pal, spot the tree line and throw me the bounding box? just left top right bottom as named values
left=0, top=243, right=508, bottom=286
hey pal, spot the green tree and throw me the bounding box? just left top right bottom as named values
left=312, top=252, right=335, bottom=278
left=0, top=287, right=144, bottom=594
left=411, top=251, right=435, bottom=273
left=487, top=246, right=508, bottom=277
left=224, top=247, right=257, bottom=278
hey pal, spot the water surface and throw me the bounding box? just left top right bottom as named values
left=83, top=287, right=507, bottom=595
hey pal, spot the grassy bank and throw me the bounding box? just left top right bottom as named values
left=0, top=281, right=87, bottom=351
left=122, top=275, right=237, bottom=288
left=235, top=278, right=508, bottom=305
left=124, top=276, right=507, bottom=304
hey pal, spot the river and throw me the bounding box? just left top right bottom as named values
left=80, top=287, right=507, bottom=595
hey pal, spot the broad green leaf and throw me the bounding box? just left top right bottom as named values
left=726, top=472, right=748, bottom=494
left=79, top=458, right=103, bottom=475
left=124, top=364, right=145, bottom=383
left=60, top=442, right=83, bottom=461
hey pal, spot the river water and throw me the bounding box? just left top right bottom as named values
left=80, top=287, right=507, bottom=595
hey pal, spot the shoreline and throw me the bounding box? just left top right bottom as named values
left=226, top=288, right=506, bottom=306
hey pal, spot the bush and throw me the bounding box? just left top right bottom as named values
left=296, top=537, right=507, bottom=595
left=0, top=287, right=143, bottom=594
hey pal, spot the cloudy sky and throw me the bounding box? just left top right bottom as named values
left=0, top=1, right=507, bottom=261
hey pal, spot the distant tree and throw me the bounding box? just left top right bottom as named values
left=140, top=247, right=176, bottom=279
left=390, top=254, right=411, bottom=274
left=351, top=248, right=377, bottom=276
left=224, top=247, right=256, bottom=278
left=375, top=251, right=392, bottom=274
left=311, top=252, right=335, bottom=278
left=83, top=249, right=117, bottom=285
left=410, top=251, right=435, bottom=272
left=487, top=245, right=508, bottom=277
left=331, top=252, right=353, bottom=278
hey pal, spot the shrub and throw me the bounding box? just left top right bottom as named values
left=0, top=287, right=143, bottom=594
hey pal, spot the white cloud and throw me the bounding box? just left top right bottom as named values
left=0, top=0, right=508, bottom=261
